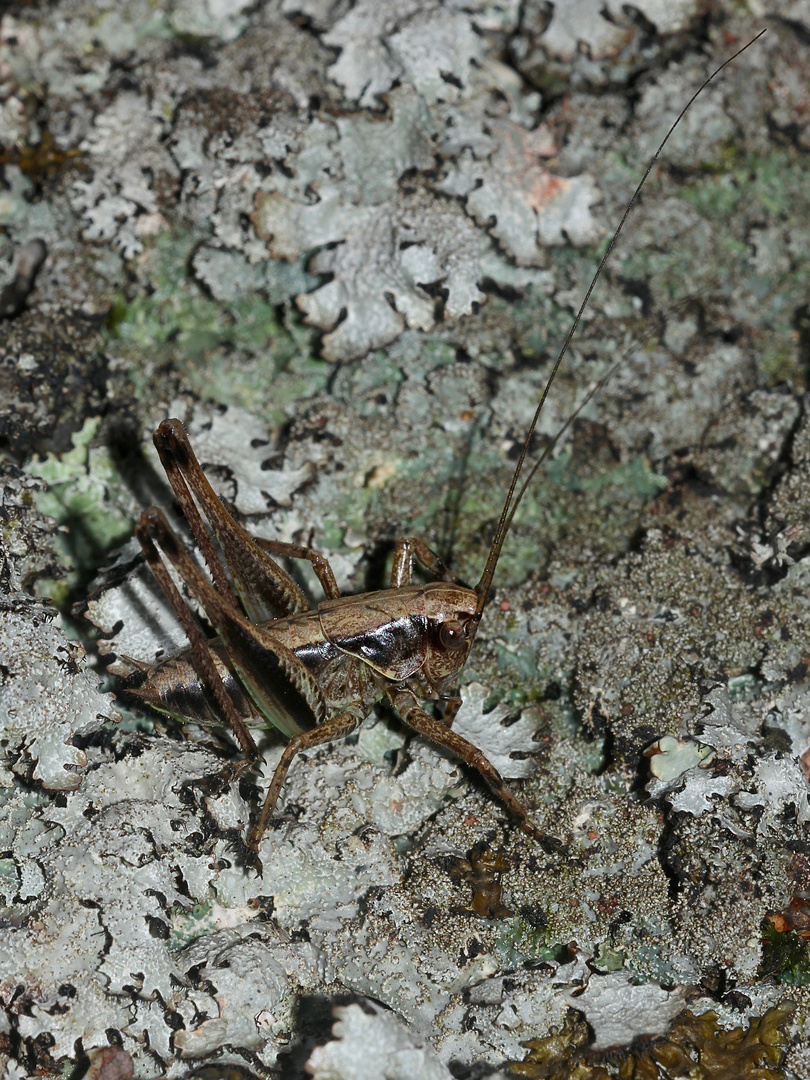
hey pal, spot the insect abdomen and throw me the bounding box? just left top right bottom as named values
left=127, top=645, right=261, bottom=728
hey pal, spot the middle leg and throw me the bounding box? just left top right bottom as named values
left=390, top=537, right=461, bottom=589
left=250, top=707, right=365, bottom=846
left=254, top=537, right=340, bottom=599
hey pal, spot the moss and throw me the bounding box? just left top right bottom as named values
left=652, top=1005, right=795, bottom=1080
left=757, top=336, right=799, bottom=388
left=681, top=149, right=809, bottom=222
left=761, top=921, right=810, bottom=987
left=449, top=846, right=514, bottom=919
left=0, top=129, right=86, bottom=181
left=503, top=273, right=593, bottom=360
left=508, top=1004, right=795, bottom=1079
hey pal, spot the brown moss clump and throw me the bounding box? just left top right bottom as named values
left=508, top=1002, right=795, bottom=1080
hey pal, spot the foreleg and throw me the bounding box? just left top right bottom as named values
left=388, top=688, right=563, bottom=854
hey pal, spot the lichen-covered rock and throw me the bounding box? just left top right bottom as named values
left=0, top=603, right=118, bottom=790
left=563, top=971, right=688, bottom=1051
left=307, top=1002, right=454, bottom=1080
left=3, top=3, right=810, bottom=1079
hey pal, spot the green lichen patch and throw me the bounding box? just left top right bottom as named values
left=618, top=147, right=810, bottom=392
left=28, top=417, right=135, bottom=606
left=108, top=229, right=324, bottom=424
left=169, top=898, right=215, bottom=950
left=494, top=917, right=564, bottom=968
left=452, top=446, right=667, bottom=591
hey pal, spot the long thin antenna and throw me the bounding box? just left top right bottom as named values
left=504, top=295, right=696, bottom=538
left=504, top=360, right=621, bottom=537
left=472, top=29, right=766, bottom=621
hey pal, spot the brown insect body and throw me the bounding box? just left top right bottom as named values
left=136, top=581, right=476, bottom=737
left=130, top=35, right=763, bottom=850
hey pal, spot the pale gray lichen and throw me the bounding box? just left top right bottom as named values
left=538, top=0, right=702, bottom=64
left=314, top=0, right=491, bottom=108
left=252, top=85, right=568, bottom=360
left=72, top=92, right=179, bottom=260
left=0, top=604, right=119, bottom=790
left=84, top=541, right=194, bottom=676
left=255, top=819, right=401, bottom=930
left=645, top=735, right=715, bottom=785
left=435, top=964, right=572, bottom=1065
left=734, top=753, right=810, bottom=833
left=452, top=683, right=542, bottom=779
left=249, top=47, right=597, bottom=359
left=437, top=118, right=600, bottom=260
left=665, top=766, right=739, bottom=818
left=171, top=931, right=319, bottom=1057
left=308, top=1002, right=456, bottom=1080
left=179, top=406, right=315, bottom=515
left=365, top=741, right=465, bottom=836
left=563, top=971, right=688, bottom=1051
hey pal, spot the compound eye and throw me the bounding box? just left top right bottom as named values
left=439, top=620, right=466, bottom=651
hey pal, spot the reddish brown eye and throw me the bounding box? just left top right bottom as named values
left=439, top=620, right=466, bottom=651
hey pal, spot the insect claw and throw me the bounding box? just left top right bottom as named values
left=521, top=818, right=567, bottom=856
left=118, top=653, right=153, bottom=676
left=219, top=757, right=256, bottom=786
